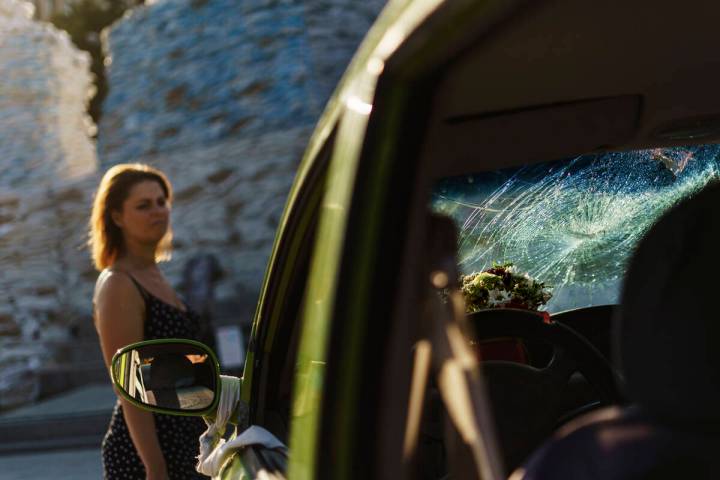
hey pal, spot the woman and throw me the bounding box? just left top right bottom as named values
left=90, top=164, right=207, bottom=480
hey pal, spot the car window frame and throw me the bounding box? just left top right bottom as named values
left=243, top=122, right=338, bottom=426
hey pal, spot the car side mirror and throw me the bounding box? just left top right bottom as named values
left=111, top=339, right=221, bottom=416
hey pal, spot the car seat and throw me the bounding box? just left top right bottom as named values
left=515, top=182, right=720, bottom=479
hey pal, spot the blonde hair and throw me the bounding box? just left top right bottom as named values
left=89, top=163, right=173, bottom=271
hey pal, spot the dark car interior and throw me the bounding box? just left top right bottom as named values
left=410, top=179, right=720, bottom=478
left=408, top=212, right=623, bottom=476
left=421, top=133, right=720, bottom=473
left=468, top=307, right=620, bottom=469
left=368, top=1, right=720, bottom=478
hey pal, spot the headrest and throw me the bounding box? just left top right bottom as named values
left=616, top=181, right=720, bottom=424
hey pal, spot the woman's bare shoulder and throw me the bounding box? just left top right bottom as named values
left=94, top=269, right=140, bottom=305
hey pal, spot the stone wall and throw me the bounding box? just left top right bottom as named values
left=0, top=177, right=100, bottom=408
left=0, top=0, right=96, bottom=187
left=98, top=0, right=386, bottom=167
left=0, top=0, right=98, bottom=408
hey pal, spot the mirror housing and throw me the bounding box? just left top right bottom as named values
left=111, top=339, right=221, bottom=416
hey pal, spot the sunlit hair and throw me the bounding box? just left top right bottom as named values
left=89, top=163, right=173, bottom=271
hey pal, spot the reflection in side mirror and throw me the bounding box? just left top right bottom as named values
left=111, top=339, right=220, bottom=415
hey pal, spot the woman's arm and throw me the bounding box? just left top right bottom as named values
left=95, top=272, right=169, bottom=480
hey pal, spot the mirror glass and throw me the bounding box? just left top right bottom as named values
left=113, top=342, right=217, bottom=412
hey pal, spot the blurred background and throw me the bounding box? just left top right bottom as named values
left=0, top=0, right=384, bottom=471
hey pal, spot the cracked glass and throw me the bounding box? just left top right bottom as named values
left=432, top=144, right=720, bottom=312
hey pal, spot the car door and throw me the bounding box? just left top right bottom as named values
left=284, top=0, right=523, bottom=477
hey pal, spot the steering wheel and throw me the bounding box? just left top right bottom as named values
left=466, top=308, right=623, bottom=471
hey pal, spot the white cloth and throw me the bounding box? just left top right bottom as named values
left=196, top=376, right=286, bottom=477
left=196, top=375, right=240, bottom=476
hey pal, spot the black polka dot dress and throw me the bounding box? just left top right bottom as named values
left=102, top=274, right=208, bottom=479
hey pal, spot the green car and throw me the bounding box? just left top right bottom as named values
left=112, top=0, right=720, bottom=478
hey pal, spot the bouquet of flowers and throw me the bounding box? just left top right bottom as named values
left=460, top=262, right=552, bottom=313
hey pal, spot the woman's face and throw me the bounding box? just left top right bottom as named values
left=113, top=180, right=170, bottom=246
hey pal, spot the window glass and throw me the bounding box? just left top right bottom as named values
left=432, top=145, right=720, bottom=312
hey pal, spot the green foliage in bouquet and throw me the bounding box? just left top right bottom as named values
left=460, top=262, right=552, bottom=313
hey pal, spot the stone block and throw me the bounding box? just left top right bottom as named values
left=0, top=0, right=97, bottom=189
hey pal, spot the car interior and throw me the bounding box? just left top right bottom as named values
left=371, top=1, right=720, bottom=478
left=515, top=180, right=720, bottom=479
left=421, top=142, right=720, bottom=474
left=237, top=1, right=720, bottom=478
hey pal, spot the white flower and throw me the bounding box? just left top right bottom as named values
left=487, top=289, right=512, bottom=306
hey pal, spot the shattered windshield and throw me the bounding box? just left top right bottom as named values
left=432, top=145, right=720, bottom=312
